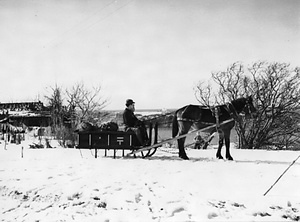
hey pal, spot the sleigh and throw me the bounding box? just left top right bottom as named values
left=76, top=123, right=159, bottom=158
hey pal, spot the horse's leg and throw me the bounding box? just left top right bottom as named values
left=224, top=129, right=233, bottom=160
left=216, top=130, right=224, bottom=159
left=178, top=137, right=189, bottom=160
left=177, top=121, right=192, bottom=160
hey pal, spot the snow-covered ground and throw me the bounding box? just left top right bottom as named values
left=1, top=139, right=300, bottom=222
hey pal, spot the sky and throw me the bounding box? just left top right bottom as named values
left=0, top=0, right=299, bottom=110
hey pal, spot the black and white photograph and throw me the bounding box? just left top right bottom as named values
left=1, top=0, right=300, bottom=221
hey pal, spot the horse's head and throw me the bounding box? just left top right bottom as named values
left=231, top=96, right=257, bottom=117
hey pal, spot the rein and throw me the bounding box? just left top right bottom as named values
left=176, top=117, right=213, bottom=125
left=141, top=111, right=175, bottom=124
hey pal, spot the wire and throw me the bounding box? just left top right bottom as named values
left=42, top=0, right=134, bottom=52
left=43, top=0, right=117, bottom=50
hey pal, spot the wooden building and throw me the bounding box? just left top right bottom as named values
left=0, top=102, right=51, bottom=128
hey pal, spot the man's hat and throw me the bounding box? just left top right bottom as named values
left=126, top=99, right=135, bottom=107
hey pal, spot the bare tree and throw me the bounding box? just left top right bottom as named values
left=194, top=61, right=300, bottom=150
left=66, top=82, right=109, bottom=127
left=44, top=82, right=108, bottom=147
left=194, top=80, right=214, bottom=106
left=248, top=62, right=300, bottom=149
left=45, top=85, right=64, bottom=126
left=44, top=85, right=70, bottom=145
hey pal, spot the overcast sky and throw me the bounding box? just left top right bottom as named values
left=0, top=0, right=299, bottom=110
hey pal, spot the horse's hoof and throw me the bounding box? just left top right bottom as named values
left=216, top=155, right=223, bottom=160
left=226, top=156, right=233, bottom=161
left=180, top=155, right=189, bottom=160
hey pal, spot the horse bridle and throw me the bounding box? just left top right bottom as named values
left=226, top=97, right=254, bottom=119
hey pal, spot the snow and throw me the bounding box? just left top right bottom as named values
left=8, top=110, right=44, bottom=117
left=1, top=139, right=300, bottom=222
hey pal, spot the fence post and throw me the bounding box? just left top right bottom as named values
left=154, top=122, right=158, bottom=144
left=148, top=123, right=153, bottom=146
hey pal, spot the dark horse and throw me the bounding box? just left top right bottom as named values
left=172, top=96, right=256, bottom=160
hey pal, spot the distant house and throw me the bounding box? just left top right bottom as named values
left=0, top=102, right=51, bottom=128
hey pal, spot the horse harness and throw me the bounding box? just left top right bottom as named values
left=177, top=103, right=237, bottom=130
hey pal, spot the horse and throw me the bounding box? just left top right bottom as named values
left=172, top=96, right=256, bottom=160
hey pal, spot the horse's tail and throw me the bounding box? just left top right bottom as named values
left=172, top=111, right=179, bottom=138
